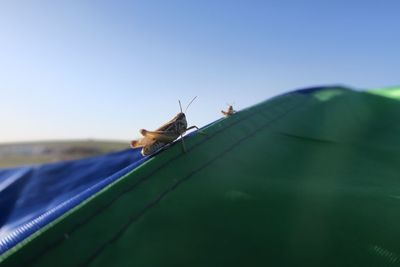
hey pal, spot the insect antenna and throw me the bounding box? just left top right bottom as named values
left=185, top=96, right=198, bottom=113
left=178, top=100, right=184, bottom=113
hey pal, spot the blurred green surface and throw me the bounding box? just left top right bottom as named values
left=1, top=86, right=400, bottom=266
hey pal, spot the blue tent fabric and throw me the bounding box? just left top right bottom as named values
left=0, top=148, right=146, bottom=254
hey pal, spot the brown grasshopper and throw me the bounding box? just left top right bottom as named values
left=130, top=97, right=201, bottom=156
left=221, top=104, right=236, bottom=117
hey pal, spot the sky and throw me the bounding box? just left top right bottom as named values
left=0, top=0, right=399, bottom=143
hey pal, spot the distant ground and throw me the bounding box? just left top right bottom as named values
left=0, top=140, right=129, bottom=168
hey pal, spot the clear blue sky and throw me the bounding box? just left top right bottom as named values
left=0, top=0, right=399, bottom=143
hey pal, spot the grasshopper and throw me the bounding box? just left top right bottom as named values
left=221, top=104, right=236, bottom=117
left=130, top=97, right=201, bottom=156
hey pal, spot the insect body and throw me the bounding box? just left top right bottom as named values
left=221, top=105, right=236, bottom=117
left=131, top=97, right=200, bottom=156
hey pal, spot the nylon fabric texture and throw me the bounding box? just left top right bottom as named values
left=1, top=86, right=400, bottom=266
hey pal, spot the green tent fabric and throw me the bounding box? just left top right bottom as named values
left=1, top=86, right=400, bottom=266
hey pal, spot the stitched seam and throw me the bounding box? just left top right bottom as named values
left=81, top=95, right=307, bottom=266
left=22, top=93, right=307, bottom=266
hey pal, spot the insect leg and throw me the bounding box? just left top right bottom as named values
left=186, top=125, right=208, bottom=137
left=180, top=133, right=187, bottom=153
left=185, top=125, right=199, bottom=131
left=130, top=140, right=142, bottom=148
left=140, top=129, right=177, bottom=142
left=130, top=138, right=147, bottom=148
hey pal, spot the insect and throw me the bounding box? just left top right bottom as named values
left=221, top=104, right=236, bottom=117
left=130, top=97, right=201, bottom=156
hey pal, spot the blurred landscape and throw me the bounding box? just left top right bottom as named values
left=0, top=140, right=129, bottom=169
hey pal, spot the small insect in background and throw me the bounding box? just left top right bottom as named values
left=130, top=97, right=202, bottom=156
left=221, top=104, right=236, bottom=117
